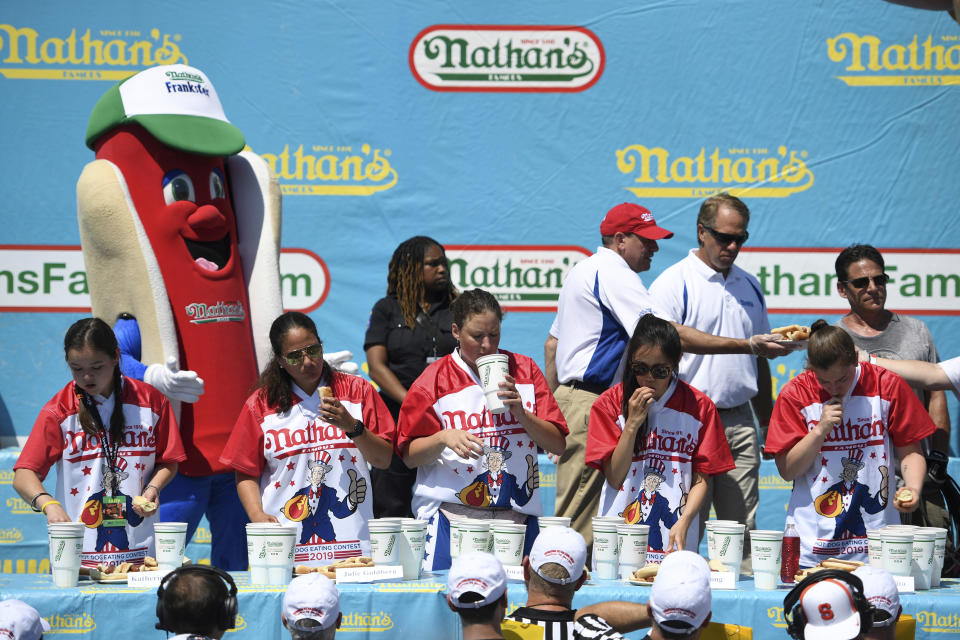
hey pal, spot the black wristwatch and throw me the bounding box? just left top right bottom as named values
left=344, top=419, right=366, bottom=439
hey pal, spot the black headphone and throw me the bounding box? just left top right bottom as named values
left=156, top=565, right=238, bottom=633
left=783, top=570, right=874, bottom=640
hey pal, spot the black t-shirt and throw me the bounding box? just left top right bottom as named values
left=363, top=294, right=456, bottom=390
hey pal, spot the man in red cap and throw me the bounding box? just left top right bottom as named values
left=545, top=202, right=788, bottom=551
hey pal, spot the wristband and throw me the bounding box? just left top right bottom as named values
left=344, top=419, right=366, bottom=439
left=869, top=355, right=877, bottom=365
left=145, top=484, right=161, bottom=494
left=30, top=491, right=52, bottom=512
left=40, top=500, right=61, bottom=515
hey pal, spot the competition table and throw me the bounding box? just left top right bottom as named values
left=1, top=571, right=958, bottom=640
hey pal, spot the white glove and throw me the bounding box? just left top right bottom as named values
left=324, top=350, right=359, bottom=374
left=144, top=356, right=204, bottom=403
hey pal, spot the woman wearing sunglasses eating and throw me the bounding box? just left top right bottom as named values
left=220, top=312, right=394, bottom=565
left=585, top=314, right=734, bottom=562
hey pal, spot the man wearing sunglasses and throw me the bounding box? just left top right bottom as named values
left=649, top=193, right=776, bottom=573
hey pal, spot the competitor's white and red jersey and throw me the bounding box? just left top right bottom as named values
left=220, top=372, right=395, bottom=563
left=585, top=378, right=733, bottom=560
left=766, top=362, right=935, bottom=567
left=15, top=378, right=185, bottom=555
left=397, top=349, right=568, bottom=522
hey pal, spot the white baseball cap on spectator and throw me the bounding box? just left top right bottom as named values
left=798, top=578, right=863, bottom=640
left=649, top=551, right=712, bottom=635
left=448, top=552, right=507, bottom=608
left=0, top=599, right=51, bottom=640
left=529, top=527, right=587, bottom=585
left=853, top=566, right=900, bottom=627
left=283, top=573, right=340, bottom=630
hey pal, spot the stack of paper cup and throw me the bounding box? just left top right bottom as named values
left=47, top=523, right=84, bottom=587
left=397, top=519, right=427, bottom=579
left=866, top=530, right=883, bottom=568
left=712, top=522, right=746, bottom=581
left=880, top=528, right=913, bottom=577
left=458, top=519, right=491, bottom=555
left=923, top=527, right=947, bottom=587
left=705, top=520, right=740, bottom=561
left=749, top=530, right=784, bottom=590
left=154, top=522, right=189, bottom=572
left=265, top=525, right=298, bottom=585
left=490, top=522, right=526, bottom=567
left=368, top=519, right=402, bottom=566
left=538, top=516, right=571, bottom=529
left=911, top=528, right=937, bottom=590
left=476, top=354, right=510, bottom=415
left=246, top=523, right=284, bottom=585
left=616, top=523, right=649, bottom=580
left=592, top=517, right=621, bottom=580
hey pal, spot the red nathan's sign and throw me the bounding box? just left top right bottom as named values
left=409, top=25, right=604, bottom=93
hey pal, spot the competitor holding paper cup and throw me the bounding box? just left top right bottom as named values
left=397, top=289, right=567, bottom=571
left=14, top=318, right=185, bottom=565
left=766, top=320, right=934, bottom=568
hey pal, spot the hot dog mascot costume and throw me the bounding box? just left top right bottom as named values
left=76, top=64, right=282, bottom=569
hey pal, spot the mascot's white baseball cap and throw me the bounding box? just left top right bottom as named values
left=85, top=64, right=245, bottom=156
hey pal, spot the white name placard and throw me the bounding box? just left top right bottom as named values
left=893, top=575, right=915, bottom=593
left=504, top=565, right=525, bottom=582
left=127, top=571, right=169, bottom=588
left=335, top=565, right=403, bottom=583
left=709, top=571, right=736, bottom=589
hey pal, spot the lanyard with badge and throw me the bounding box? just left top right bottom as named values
left=78, top=389, right=127, bottom=527
left=416, top=307, right=444, bottom=364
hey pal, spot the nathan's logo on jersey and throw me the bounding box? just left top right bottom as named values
left=263, top=421, right=346, bottom=457
left=810, top=417, right=884, bottom=444
left=441, top=407, right=522, bottom=431
left=0, top=246, right=330, bottom=314
left=915, top=611, right=960, bottom=634
left=646, top=428, right=696, bottom=457
left=6, top=497, right=32, bottom=514
left=445, top=245, right=591, bottom=312
left=63, top=428, right=156, bottom=456
left=46, top=613, right=96, bottom=634
left=617, top=144, right=813, bottom=199
left=827, top=33, right=960, bottom=86
left=257, top=144, right=397, bottom=196
left=0, top=25, right=186, bottom=81
left=184, top=300, right=246, bottom=324
left=410, top=25, right=604, bottom=92
left=0, top=528, right=23, bottom=544
left=340, top=612, right=394, bottom=633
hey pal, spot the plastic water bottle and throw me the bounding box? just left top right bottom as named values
left=781, top=522, right=800, bottom=584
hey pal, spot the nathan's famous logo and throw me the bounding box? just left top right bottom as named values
left=617, top=144, right=813, bottom=199
left=766, top=606, right=788, bottom=629
left=257, top=144, right=397, bottom=196
left=340, top=612, right=395, bottom=633
left=7, top=496, right=32, bottom=514
left=184, top=300, right=245, bottom=324
left=827, top=33, right=960, bottom=86
left=445, top=245, right=591, bottom=311
left=46, top=613, right=96, bottom=634
left=0, top=25, right=186, bottom=81
left=718, top=536, right=731, bottom=558
left=915, top=611, right=960, bottom=634
left=0, top=469, right=14, bottom=485
left=0, top=528, right=23, bottom=544
left=55, top=540, right=65, bottom=562
left=410, top=25, right=604, bottom=92
left=224, top=615, right=247, bottom=633
left=194, top=526, right=212, bottom=544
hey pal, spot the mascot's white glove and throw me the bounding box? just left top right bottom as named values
left=324, top=350, right=359, bottom=375
left=145, top=356, right=205, bottom=403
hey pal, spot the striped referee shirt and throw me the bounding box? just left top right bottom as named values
left=504, top=607, right=624, bottom=640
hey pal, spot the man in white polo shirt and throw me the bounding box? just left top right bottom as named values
left=649, top=193, right=772, bottom=570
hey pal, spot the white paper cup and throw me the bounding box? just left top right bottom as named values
left=749, top=530, right=784, bottom=590
left=398, top=519, right=428, bottom=580
left=264, top=525, right=297, bottom=585
left=923, top=527, right=947, bottom=587
left=866, top=529, right=883, bottom=568
left=246, top=523, right=283, bottom=585
left=538, top=516, right=572, bottom=529
left=458, top=519, right=491, bottom=555
left=712, top=522, right=746, bottom=581
left=48, top=523, right=84, bottom=587
left=368, top=519, right=402, bottom=566
left=153, top=521, right=189, bottom=572
left=616, top=523, right=649, bottom=580
left=592, top=517, right=620, bottom=580
left=881, top=529, right=914, bottom=577
left=490, top=522, right=526, bottom=567
left=705, top=520, right=740, bottom=561
left=912, top=528, right=937, bottom=590
left=476, top=354, right=510, bottom=415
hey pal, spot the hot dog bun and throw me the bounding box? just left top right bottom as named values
left=771, top=325, right=811, bottom=341
left=631, top=563, right=659, bottom=580
left=319, top=386, right=334, bottom=398
left=895, top=487, right=914, bottom=504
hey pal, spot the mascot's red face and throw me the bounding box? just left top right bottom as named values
left=93, top=125, right=239, bottom=279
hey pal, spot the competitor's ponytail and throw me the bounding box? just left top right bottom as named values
left=64, top=317, right=123, bottom=440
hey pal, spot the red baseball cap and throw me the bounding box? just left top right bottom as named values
left=600, top=203, right=674, bottom=240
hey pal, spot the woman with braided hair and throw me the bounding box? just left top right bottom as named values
left=364, top=236, right=458, bottom=517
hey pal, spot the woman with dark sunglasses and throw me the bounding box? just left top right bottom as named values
left=585, top=314, right=734, bottom=561
left=220, top=311, right=394, bottom=566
